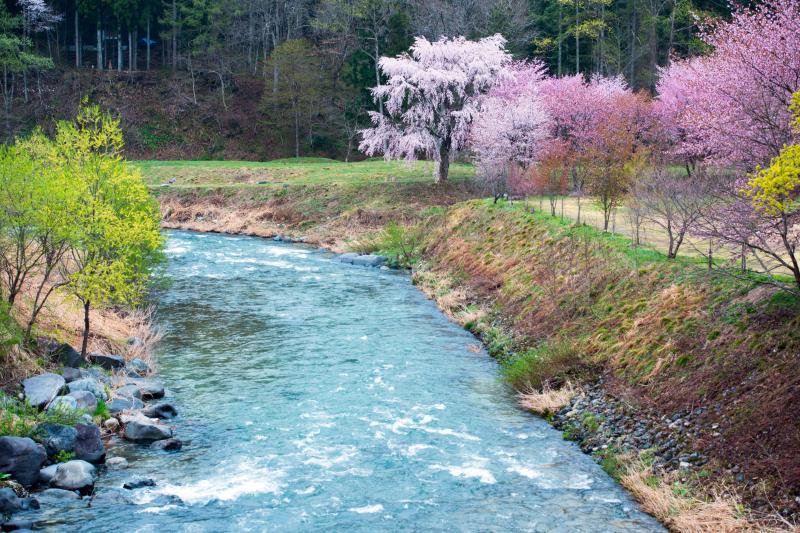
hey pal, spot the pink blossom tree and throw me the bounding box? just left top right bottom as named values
left=470, top=61, right=553, bottom=197
left=359, top=34, right=512, bottom=183
left=655, top=0, right=800, bottom=171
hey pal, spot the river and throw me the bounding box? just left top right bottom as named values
left=37, top=230, right=664, bottom=532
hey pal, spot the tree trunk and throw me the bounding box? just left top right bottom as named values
left=294, top=109, right=300, bottom=158
left=128, top=31, right=133, bottom=72
left=171, top=0, right=178, bottom=72
left=74, top=11, right=81, bottom=67
left=436, top=139, right=451, bottom=183
left=97, top=22, right=102, bottom=70
left=117, top=26, right=123, bottom=71
left=374, top=41, right=383, bottom=115
left=80, top=300, right=91, bottom=358
left=575, top=1, right=580, bottom=74
left=146, top=17, right=151, bottom=70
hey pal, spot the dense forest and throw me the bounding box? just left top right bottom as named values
left=1, top=0, right=728, bottom=157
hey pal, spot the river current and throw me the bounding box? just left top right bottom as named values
left=37, top=230, right=664, bottom=532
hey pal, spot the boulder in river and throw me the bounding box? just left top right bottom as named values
left=107, top=397, right=144, bottom=414
left=36, top=488, right=80, bottom=502
left=1, top=517, right=34, bottom=531
left=336, top=253, right=388, bottom=267
left=121, top=414, right=173, bottom=443
left=123, top=378, right=165, bottom=400
left=73, top=423, right=105, bottom=463
left=150, top=438, right=182, bottom=452
left=87, top=353, right=126, bottom=370
left=67, top=378, right=108, bottom=401
left=22, top=373, right=65, bottom=410
left=106, top=457, right=128, bottom=469
left=49, top=460, right=96, bottom=493
left=66, top=391, right=97, bottom=413
left=33, top=423, right=77, bottom=457
left=142, top=402, right=178, bottom=419
left=128, top=358, right=150, bottom=374
left=0, top=437, right=46, bottom=486
left=0, top=488, right=23, bottom=514
left=38, top=464, right=59, bottom=484
left=122, top=477, right=156, bottom=490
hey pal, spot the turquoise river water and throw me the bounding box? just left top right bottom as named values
left=35, top=230, right=665, bottom=532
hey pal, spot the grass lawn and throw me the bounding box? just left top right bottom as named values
left=132, top=157, right=475, bottom=188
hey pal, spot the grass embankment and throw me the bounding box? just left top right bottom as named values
left=146, top=159, right=800, bottom=530
left=144, top=158, right=480, bottom=251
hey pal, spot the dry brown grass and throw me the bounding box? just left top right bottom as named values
left=620, top=460, right=795, bottom=533
left=517, top=382, right=578, bottom=416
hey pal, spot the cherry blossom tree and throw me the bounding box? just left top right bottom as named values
left=470, top=61, right=552, bottom=195
left=655, top=0, right=800, bottom=171
left=359, top=34, right=512, bottom=183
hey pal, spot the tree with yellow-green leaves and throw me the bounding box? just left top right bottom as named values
left=699, top=92, right=800, bottom=292
left=53, top=105, right=164, bottom=357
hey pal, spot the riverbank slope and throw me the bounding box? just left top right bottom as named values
left=153, top=160, right=800, bottom=531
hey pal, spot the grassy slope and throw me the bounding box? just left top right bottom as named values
left=147, top=159, right=800, bottom=519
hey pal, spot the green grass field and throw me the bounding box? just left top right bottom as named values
left=132, top=157, right=475, bottom=188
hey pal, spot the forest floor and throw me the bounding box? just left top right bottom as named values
left=152, top=158, right=800, bottom=531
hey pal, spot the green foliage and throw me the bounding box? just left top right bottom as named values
left=352, top=221, right=424, bottom=267
left=501, top=339, right=584, bottom=390
left=93, top=397, right=109, bottom=419
left=0, top=394, right=84, bottom=438
left=0, top=301, right=21, bottom=359
left=597, top=448, right=625, bottom=481
left=54, top=450, right=76, bottom=463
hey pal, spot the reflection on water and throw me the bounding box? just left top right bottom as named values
left=37, top=231, right=664, bottom=532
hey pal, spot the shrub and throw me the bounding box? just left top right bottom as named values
left=352, top=221, right=424, bottom=267
left=0, top=394, right=84, bottom=438
left=501, top=339, right=586, bottom=390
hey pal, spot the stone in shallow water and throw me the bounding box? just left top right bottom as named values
left=128, top=358, right=150, bottom=374
left=22, top=373, right=65, bottom=410
left=121, top=414, right=173, bottom=443
left=122, top=378, right=165, bottom=400
left=150, top=438, right=182, bottom=452
left=49, top=460, right=96, bottom=492
left=122, top=477, right=156, bottom=490
left=107, top=397, right=144, bottom=414
left=37, top=488, right=80, bottom=501
left=143, top=402, right=178, bottom=419
left=0, top=437, right=46, bottom=487
left=106, top=457, right=128, bottom=469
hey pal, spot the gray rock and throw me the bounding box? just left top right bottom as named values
left=22, top=373, right=65, bottom=410
left=67, top=378, right=107, bottom=401
left=34, top=423, right=77, bottom=457
left=122, top=414, right=173, bottom=443
left=107, top=397, right=144, bottom=414
left=104, top=418, right=120, bottom=432
left=149, top=438, right=182, bottom=452
left=38, top=464, right=59, bottom=484
left=50, top=460, right=96, bottom=492
left=87, top=353, right=126, bottom=370
left=66, top=391, right=97, bottom=413
left=46, top=396, right=78, bottom=414
left=352, top=254, right=388, bottom=267
left=115, top=384, right=142, bottom=400
left=51, top=344, right=84, bottom=368
left=73, top=423, right=105, bottom=463
left=105, top=457, right=128, bottom=469
left=90, top=489, right=133, bottom=505
left=0, top=437, right=46, bottom=486
left=336, top=252, right=359, bottom=264
left=123, top=378, right=164, bottom=400
left=61, top=367, right=82, bottom=383
left=79, top=367, right=111, bottom=385
left=142, top=402, right=178, bottom=419
left=128, top=358, right=150, bottom=374
left=125, top=369, right=142, bottom=379
left=0, top=488, right=22, bottom=514
left=37, top=488, right=80, bottom=501
left=122, top=477, right=156, bottom=490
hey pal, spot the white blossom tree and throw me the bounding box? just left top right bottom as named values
left=359, top=34, right=511, bottom=183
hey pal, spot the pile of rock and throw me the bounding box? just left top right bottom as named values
left=0, top=340, right=181, bottom=529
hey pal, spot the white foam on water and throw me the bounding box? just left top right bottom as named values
left=294, top=486, right=316, bottom=495
left=152, top=463, right=283, bottom=505
left=140, top=504, right=179, bottom=514
left=244, top=421, right=254, bottom=426
left=348, top=504, right=383, bottom=514
left=254, top=435, right=267, bottom=441
left=429, top=463, right=496, bottom=484
left=405, top=444, right=433, bottom=457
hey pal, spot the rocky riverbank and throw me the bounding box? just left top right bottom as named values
left=0, top=341, right=181, bottom=530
